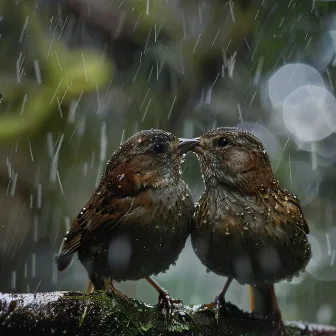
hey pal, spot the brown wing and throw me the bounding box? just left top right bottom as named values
left=282, top=189, right=309, bottom=234
left=266, top=188, right=310, bottom=236
left=56, top=161, right=149, bottom=271
left=56, top=185, right=135, bottom=271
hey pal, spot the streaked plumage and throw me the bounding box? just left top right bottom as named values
left=56, top=129, right=196, bottom=299
left=190, top=127, right=311, bottom=333
left=193, top=181, right=310, bottom=286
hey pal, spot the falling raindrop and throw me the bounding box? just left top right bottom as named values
left=50, top=134, right=64, bottom=182
left=37, top=184, right=42, bottom=209
left=10, top=270, right=16, bottom=290
left=9, top=171, right=18, bottom=196
left=31, top=253, right=36, bottom=278
left=33, top=215, right=39, bottom=243
left=33, top=60, right=42, bottom=84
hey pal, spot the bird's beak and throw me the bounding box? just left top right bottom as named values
left=190, top=141, right=204, bottom=154
left=179, top=137, right=204, bottom=154
left=177, top=138, right=200, bottom=155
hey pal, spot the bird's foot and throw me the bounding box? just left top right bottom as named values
left=104, top=279, right=124, bottom=298
left=197, top=278, right=232, bottom=324
left=214, top=295, right=226, bottom=324
left=197, top=295, right=226, bottom=324
left=106, top=286, right=125, bottom=298
left=198, top=301, right=216, bottom=310
left=157, top=291, right=183, bottom=321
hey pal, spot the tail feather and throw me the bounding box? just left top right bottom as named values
left=55, top=252, right=74, bottom=271
left=55, top=238, right=75, bottom=271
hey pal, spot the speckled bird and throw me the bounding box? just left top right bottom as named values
left=190, top=127, right=311, bottom=334
left=56, top=129, right=198, bottom=314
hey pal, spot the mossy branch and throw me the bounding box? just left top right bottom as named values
left=0, top=291, right=335, bottom=336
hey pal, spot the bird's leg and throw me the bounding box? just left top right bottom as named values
left=88, top=273, right=106, bottom=292
left=87, top=280, right=95, bottom=293
left=103, top=277, right=125, bottom=298
left=88, top=276, right=123, bottom=297
left=215, top=277, right=233, bottom=307
left=201, top=277, right=233, bottom=308
left=145, top=276, right=182, bottom=320
left=104, top=277, right=116, bottom=294
left=198, top=277, right=233, bottom=322
left=214, top=277, right=233, bottom=322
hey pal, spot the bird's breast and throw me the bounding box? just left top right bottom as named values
left=192, top=188, right=311, bottom=286
left=79, top=182, right=193, bottom=281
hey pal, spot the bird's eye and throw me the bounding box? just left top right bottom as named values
left=216, top=137, right=229, bottom=147
left=151, top=143, right=166, bottom=154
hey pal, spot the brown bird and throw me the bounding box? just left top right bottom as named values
left=56, top=129, right=198, bottom=315
left=190, top=127, right=311, bottom=334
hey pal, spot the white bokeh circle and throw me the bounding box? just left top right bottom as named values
left=306, top=227, right=336, bottom=281
left=268, top=63, right=325, bottom=107
left=282, top=85, right=336, bottom=142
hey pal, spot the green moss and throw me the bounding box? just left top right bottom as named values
left=0, top=291, right=325, bottom=336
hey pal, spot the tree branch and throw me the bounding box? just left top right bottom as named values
left=0, top=291, right=335, bottom=336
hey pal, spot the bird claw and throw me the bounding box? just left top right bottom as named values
left=197, top=301, right=218, bottom=311
left=157, top=291, right=183, bottom=321
left=105, top=284, right=122, bottom=297
left=196, top=296, right=225, bottom=324
left=103, top=279, right=124, bottom=298
left=214, top=295, right=225, bottom=324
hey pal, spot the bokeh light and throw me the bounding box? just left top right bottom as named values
left=283, top=85, right=336, bottom=142
left=306, top=228, right=336, bottom=282
left=268, top=64, right=325, bottom=108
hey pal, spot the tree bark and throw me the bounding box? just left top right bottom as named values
left=1, top=291, right=335, bottom=336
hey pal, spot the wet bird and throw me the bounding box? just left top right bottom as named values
left=56, top=129, right=198, bottom=315
left=190, top=127, right=311, bottom=334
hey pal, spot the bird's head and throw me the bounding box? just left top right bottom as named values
left=102, top=129, right=198, bottom=192
left=192, top=127, right=278, bottom=194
